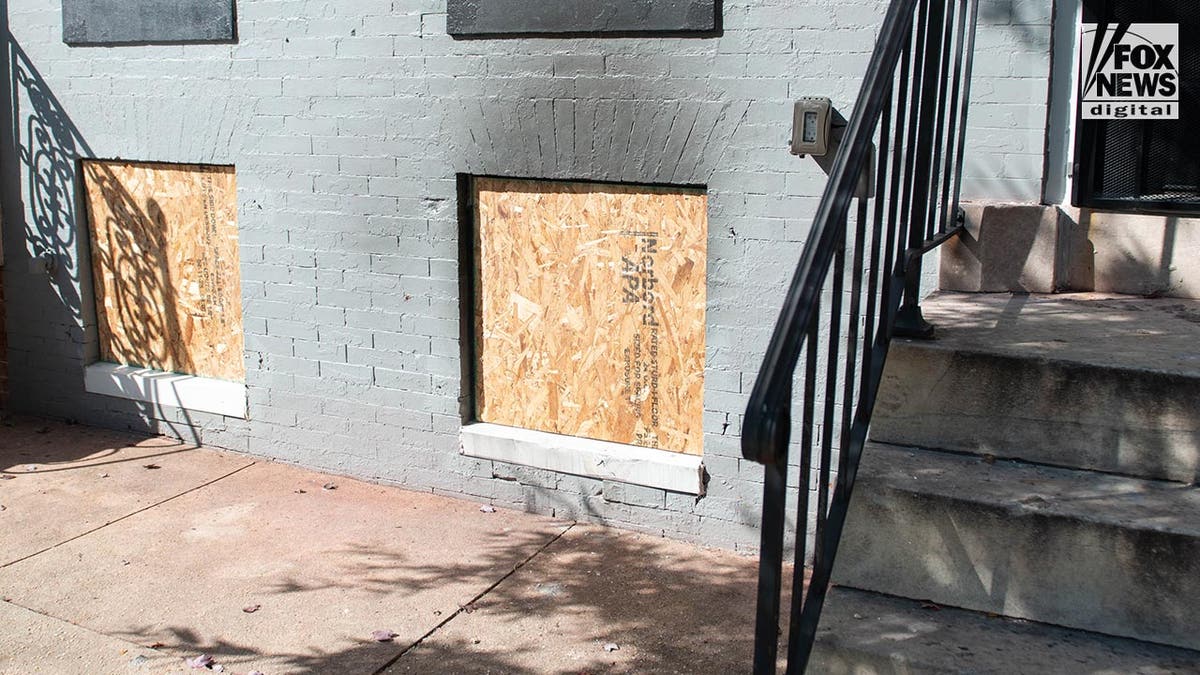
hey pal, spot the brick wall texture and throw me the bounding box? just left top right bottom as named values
left=0, top=0, right=1053, bottom=550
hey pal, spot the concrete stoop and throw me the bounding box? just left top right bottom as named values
left=811, top=588, right=1200, bottom=674
left=818, top=290, right=1200, bottom=669
left=834, top=442, right=1200, bottom=650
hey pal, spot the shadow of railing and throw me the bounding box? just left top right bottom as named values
left=6, top=34, right=201, bottom=443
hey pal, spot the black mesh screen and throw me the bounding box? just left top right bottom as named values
left=1076, top=0, right=1200, bottom=212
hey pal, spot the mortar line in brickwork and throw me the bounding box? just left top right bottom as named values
left=0, top=462, right=257, bottom=570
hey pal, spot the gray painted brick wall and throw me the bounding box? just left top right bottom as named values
left=1, top=0, right=1052, bottom=552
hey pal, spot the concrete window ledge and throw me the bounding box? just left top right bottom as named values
left=84, top=362, right=247, bottom=419
left=460, top=422, right=705, bottom=496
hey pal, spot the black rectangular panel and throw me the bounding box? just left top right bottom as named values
left=447, top=0, right=718, bottom=36
left=63, top=0, right=236, bottom=45
left=1074, top=0, right=1199, bottom=213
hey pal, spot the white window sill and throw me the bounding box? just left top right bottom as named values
left=460, top=423, right=705, bottom=495
left=84, top=362, right=247, bottom=419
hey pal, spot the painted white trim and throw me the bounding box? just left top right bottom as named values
left=1045, top=0, right=1083, bottom=205
left=84, top=362, right=247, bottom=419
left=460, top=423, right=705, bottom=495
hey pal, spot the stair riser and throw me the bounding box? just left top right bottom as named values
left=872, top=343, right=1200, bottom=483
left=810, top=587, right=1200, bottom=675
left=833, top=482, right=1200, bottom=651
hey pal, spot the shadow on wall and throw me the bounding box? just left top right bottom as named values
left=5, top=34, right=199, bottom=442
left=83, top=162, right=195, bottom=376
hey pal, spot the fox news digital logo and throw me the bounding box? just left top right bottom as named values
left=1080, top=23, right=1179, bottom=119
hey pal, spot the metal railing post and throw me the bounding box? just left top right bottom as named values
left=894, top=0, right=945, bottom=340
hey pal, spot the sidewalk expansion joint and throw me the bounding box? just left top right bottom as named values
left=0, top=461, right=257, bottom=570
left=372, top=521, right=578, bottom=675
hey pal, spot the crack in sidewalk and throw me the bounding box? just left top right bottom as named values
left=0, top=461, right=256, bottom=570
left=372, top=521, right=578, bottom=674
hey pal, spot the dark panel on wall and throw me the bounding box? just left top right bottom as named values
left=447, top=0, right=719, bottom=36
left=63, top=0, right=236, bottom=45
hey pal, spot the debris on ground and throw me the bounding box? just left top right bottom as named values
left=322, top=482, right=337, bottom=491
left=143, top=464, right=162, bottom=470
left=479, top=505, right=496, bottom=513
left=185, top=654, right=214, bottom=669
left=535, top=582, right=564, bottom=597
left=100, top=472, right=110, bottom=478
left=0, top=474, right=13, bottom=480
left=243, top=604, right=261, bottom=613
left=603, top=642, right=619, bottom=652
left=294, top=489, right=306, bottom=494
left=371, top=630, right=398, bottom=642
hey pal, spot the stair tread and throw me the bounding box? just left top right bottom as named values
left=915, top=291, right=1200, bottom=377
left=815, top=587, right=1200, bottom=674
left=862, top=442, right=1200, bottom=537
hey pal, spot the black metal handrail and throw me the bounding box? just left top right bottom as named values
left=742, top=0, right=978, bottom=671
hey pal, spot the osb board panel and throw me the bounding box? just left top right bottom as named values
left=83, top=160, right=244, bottom=382
left=475, top=177, right=707, bottom=456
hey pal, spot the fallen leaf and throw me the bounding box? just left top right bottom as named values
left=243, top=604, right=261, bottom=613
left=371, top=630, right=398, bottom=642
left=148, top=642, right=165, bottom=649
left=603, top=643, right=619, bottom=652
left=920, top=602, right=942, bottom=611
left=322, top=482, right=337, bottom=491
left=0, top=475, right=13, bottom=480
left=479, top=505, right=496, bottom=513
left=0, top=505, right=6, bottom=512
left=143, top=464, right=162, bottom=470
left=294, top=489, right=307, bottom=494
left=100, top=472, right=110, bottom=478
left=186, top=654, right=214, bottom=669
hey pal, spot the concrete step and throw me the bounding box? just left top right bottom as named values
left=832, top=442, right=1200, bottom=651
left=871, top=291, right=1200, bottom=483
left=811, top=587, right=1200, bottom=674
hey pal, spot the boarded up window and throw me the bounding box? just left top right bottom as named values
left=63, top=0, right=237, bottom=45
left=83, top=160, right=244, bottom=382
left=473, top=177, right=707, bottom=455
left=447, top=0, right=719, bottom=36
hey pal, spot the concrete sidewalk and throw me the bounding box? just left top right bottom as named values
left=0, top=417, right=760, bottom=674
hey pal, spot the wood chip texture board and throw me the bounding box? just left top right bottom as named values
left=474, top=177, right=707, bottom=456
left=83, top=160, right=244, bottom=382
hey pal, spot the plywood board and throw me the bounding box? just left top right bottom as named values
left=83, top=160, right=244, bottom=382
left=475, top=177, right=707, bottom=456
